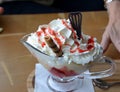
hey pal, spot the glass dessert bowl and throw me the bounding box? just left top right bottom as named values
left=21, top=34, right=116, bottom=92
left=21, top=14, right=116, bottom=91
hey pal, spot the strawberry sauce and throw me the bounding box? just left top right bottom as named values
left=50, top=67, right=77, bottom=78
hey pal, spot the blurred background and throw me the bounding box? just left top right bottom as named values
left=0, top=0, right=105, bottom=14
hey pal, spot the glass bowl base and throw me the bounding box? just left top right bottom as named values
left=47, top=75, right=83, bottom=92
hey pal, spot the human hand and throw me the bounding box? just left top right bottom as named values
left=101, top=1, right=120, bottom=53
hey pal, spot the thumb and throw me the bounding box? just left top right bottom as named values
left=101, top=29, right=111, bottom=53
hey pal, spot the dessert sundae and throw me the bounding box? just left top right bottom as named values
left=26, top=18, right=103, bottom=78
left=21, top=12, right=116, bottom=92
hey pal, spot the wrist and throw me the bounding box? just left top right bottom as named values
left=104, top=0, right=120, bottom=9
left=104, top=0, right=120, bottom=19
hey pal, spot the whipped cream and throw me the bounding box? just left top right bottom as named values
left=27, top=18, right=103, bottom=65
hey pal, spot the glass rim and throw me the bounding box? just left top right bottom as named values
left=20, top=34, right=102, bottom=59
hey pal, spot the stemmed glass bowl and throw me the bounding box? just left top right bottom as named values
left=21, top=34, right=116, bottom=92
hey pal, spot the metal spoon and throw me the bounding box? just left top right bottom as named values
left=93, top=79, right=120, bottom=89
left=68, top=12, right=82, bottom=39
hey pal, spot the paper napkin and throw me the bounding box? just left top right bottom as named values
left=34, top=63, right=94, bottom=92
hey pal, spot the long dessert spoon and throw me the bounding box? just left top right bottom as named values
left=68, top=12, right=82, bottom=39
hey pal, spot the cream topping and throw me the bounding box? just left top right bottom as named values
left=27, top=18, right=103, bottom=65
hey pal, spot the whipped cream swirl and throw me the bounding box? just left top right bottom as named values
left=27, top=18, right=103, bottom=65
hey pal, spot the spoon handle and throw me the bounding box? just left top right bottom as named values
left=68, top=12, right=82, bottom=39
left=93, top=79, right=120, bottom=89
left=109, top=81, right=120, bottom=86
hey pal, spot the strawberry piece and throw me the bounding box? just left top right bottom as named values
left=49, top=67, right=77, bottom=78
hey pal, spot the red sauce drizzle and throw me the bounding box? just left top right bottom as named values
left=41, top=42, right=46, bottom=47
left=36, top=31, right=42, bottom=37
left=54, top=37, right=63, bottom=46
left=48, top=26, right=63, bottom=47
left=61, top=19, right=77, bottom=39
left=48, top=26, right=56, bottom=36
left=70, top=36, right=95, bottom=53
left=37, top=27, right=48, bottom=47
left=36, top=27, right=47, bottom=37
left=87, top=37, right=94, bottom=50
left=88, top=37, right=94, bottom=44
left=75, top=41, right=80, bottom=46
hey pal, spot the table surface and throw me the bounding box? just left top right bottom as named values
left=0, top=11, right=120, bottom=92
